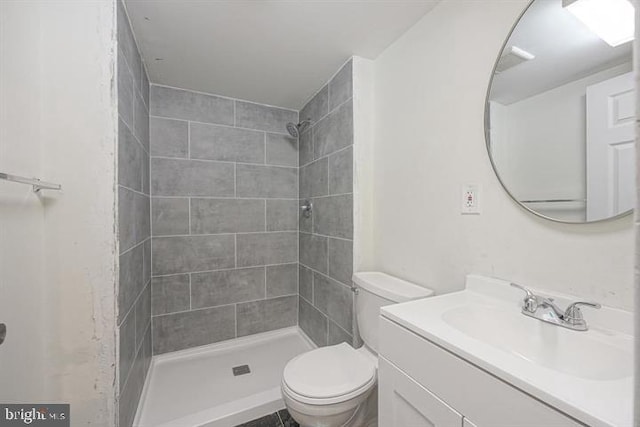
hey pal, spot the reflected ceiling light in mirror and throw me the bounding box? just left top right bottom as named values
left=563, top=0, right=635, bottom=47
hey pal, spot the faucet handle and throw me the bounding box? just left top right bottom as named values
left=563, top=301, right=601, bottom=324
left=510, top=283, right=538, bottom=313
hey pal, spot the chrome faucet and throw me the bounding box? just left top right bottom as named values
left=510, top=283, right=601, bottom=331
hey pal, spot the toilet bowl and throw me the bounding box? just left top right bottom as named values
left=282, top=272, right=434, bottom=427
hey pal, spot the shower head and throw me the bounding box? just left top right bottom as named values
left=286, top=120, right=311, bottom=138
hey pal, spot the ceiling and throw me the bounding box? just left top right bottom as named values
left=124, top=0, right=440, bottom=110
left=490, top=0, right=632, bottom=105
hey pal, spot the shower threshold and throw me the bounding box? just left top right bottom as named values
left=134, top=327, right=315, bottom=427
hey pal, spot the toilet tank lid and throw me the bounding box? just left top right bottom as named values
left=352, top=272, right=434, bottom=303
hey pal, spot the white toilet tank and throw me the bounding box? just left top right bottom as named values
left=353, top=272, right=434, bottom=355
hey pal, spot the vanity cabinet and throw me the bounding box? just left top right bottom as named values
left=378, top=317, right=584, bottom=427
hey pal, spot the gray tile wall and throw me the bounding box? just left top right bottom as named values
left=117, top=2, right=151, bottom=426
left=149, top=85, right=299, bottom=355
left=298, top=59, right=354, bottom=347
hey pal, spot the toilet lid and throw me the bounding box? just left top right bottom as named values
left=283, top=343, right=376, bottom=399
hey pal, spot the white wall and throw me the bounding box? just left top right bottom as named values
left=0, top=1, right=118, bottom=424
left=370, top=0, right=634, bottom=310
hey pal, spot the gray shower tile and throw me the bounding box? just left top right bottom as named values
left=134, top=91, right=149, bottom=152
left=150, top=85, right=234, bottom=125
left=328, top=319, right=353, bottom=346
left=119, top=243, right=144, bottom=323
left=236, top=165, right=298, bottom=198
left=266, top=263, right=298, bottom=297
left=117, top=1, right=142, bottom=100
left=143, top=238, right=151, bottom=286
left=328, top=238, right=353, bottom=286
left=119, top=308, right=136, bottom=391
left=152, top=274, right=190, bottom=315
left=236, top=295, right=297, bottom=337
left=119, top=336, right=147, bottom=427
left=328, top=146, right=352, bottom=195
left=152, top=197, right=189, bottom=236
left=328, top=59, right=352, bottom=111
left=300, top=85, right=329, bottom=125
left=299, top=264, right=313, bottom=303
left=298, top=128, right=313, bottom=166
left=299, top=158, right=328, bottom=198
left=151, top=158, right=234, bottom=197
left=119, top=187, right=150, bottom=252
left=135, top=283, right=151, bottom=348
left=118, top=48, right=134, bottom=128
left=299, top=232, right=327, bottom=273
left=266, top=133, right=298, bottom=167
left=142, top=152, right=150, bottom=195
left=299, top=297, right=327, bottom=347
left=152, top=235, right=235, bottom=275
left=313, top=194, right=353, bottom=239
left=191, top=198, right=265, bottom=234
left=152, top=305, right=236, bottom=354
left=150, top=117, right=188, bottom=158
left=141, top=66, right=150, bottom=108
left=191, top=267, right=265, bottom=308
left=235, top=101, right=297, bottom=133
left=236, top=232, right=297, bottom=267
left=190, top=123, right=264, bottom=164
left=313, top=272, right=353, bottom=332
left=299, top=200, right=313, bottom=233
left=313, top=100, right=353, bottom=159
left=266, top=200, right=298, bottom=231
left=119, top=119, right=143, bottom=191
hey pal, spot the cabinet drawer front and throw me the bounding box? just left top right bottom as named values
left=379, top=357, right=463, bottom=427
left=379, top=317, right=583, bottom=427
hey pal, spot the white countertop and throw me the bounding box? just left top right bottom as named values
left=380, top=275, right=633, bottom=427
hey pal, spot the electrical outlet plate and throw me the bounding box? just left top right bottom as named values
left=461, top=184, right=481, bottom=214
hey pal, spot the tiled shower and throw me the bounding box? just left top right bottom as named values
left=115, top=13, right=355, bottom=418
left=149, top=86, right=300, bottom=354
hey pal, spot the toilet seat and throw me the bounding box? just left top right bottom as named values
left=282, top=343, right=377, bottom=405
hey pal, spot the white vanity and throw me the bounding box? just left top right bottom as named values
left=377, top=275, right=633, bottom=427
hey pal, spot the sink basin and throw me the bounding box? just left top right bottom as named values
left=441, top=304, right=632, bottom=381
left=380, top=274, right=634, bottom=427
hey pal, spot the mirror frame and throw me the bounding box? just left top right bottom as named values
left=483, top=0, right=634, bottom=224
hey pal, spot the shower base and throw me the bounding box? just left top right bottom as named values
left=134, top=327, right=314, bottom=427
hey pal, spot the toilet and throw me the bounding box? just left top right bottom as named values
left=282, top=272, right=434, bottom=427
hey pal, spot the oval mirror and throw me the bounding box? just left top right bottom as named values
left=486, top=0, right=635, bottom=223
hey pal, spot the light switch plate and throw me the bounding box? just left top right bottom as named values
left=461, top=184, right=481, bottom=214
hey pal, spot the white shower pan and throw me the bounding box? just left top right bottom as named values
left=134, top=327, right=314, bottom=427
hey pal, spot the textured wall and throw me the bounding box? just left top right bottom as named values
left=298, top=60, right=355, bottom=347
left=1, top=0, right=118, bottom=424
left=117, top=1, right=151, bottom=425
left=149, top=85, right=300, bottom=354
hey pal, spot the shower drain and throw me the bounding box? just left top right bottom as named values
left=232, top=364, right=251, bottom=376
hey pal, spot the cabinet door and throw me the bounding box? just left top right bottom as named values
left=379, top=357, right=463, bottom=427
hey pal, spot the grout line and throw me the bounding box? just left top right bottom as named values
left=151, top=154, right=298, bottom=170
left=154, top=230, right=298, bottom=239
left=299, top=230, right=353, bottom=243
left=119, top=183, right=149, bottom=198
left=149, top=115, right=293, bottom=137
left=150, top=83, right=298, bottom=113
left=299, top=261, right=352, bottom=290
left=276, top=411, right=285, bottom=427
left=151, top=261, right=299, bottom=279
left=152, top=294, right=299, bottom=319
left=150, top=195, right=298, bottom=201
